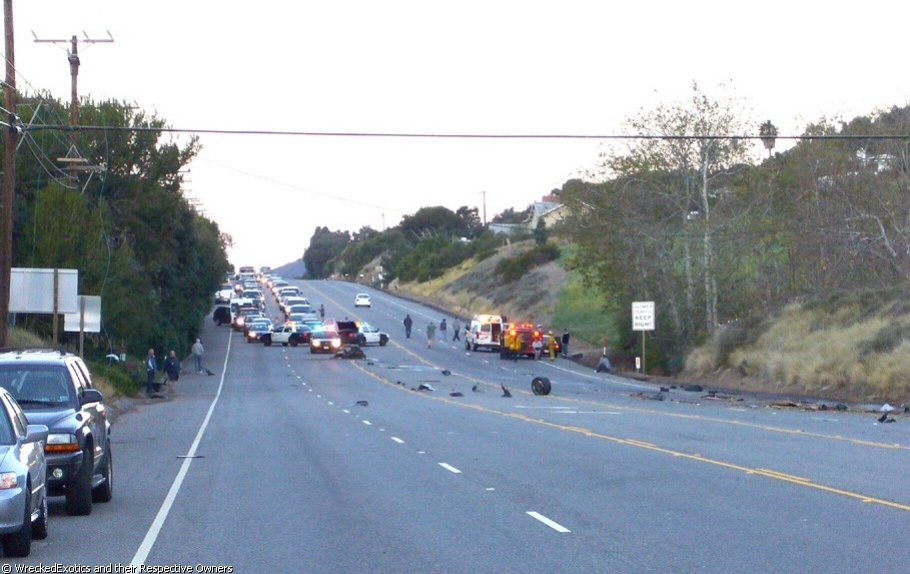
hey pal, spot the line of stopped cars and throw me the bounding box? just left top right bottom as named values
left=0, top=348, right=114, bottom=557
left=215, top=278, right=389, bottom=355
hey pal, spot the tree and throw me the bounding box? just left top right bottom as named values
left=303, top=227, right=351, bottom=278
left=759, top=120, right=778, bottom=157
left=563, top=82, right=752, bottom=349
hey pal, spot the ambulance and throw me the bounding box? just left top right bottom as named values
left=464, top=314, right=506, bottom=352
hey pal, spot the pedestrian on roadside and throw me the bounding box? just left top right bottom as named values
left=452, top=318, right=461, bottom=341
left=164, top=350, right=180, bottom=396
left=596, top=354, right=612, bottom=373
left=403, top=314, right=413, bottom=338
left=532, top=337, right=543, bottom=361
left=547, top=332, right=558, bottom=361
left=426, top=321, right=436, bottom=348
left=145, top=348, right=158, bottom=396
left=192, top=338, right=204, bottom=374
left=561, top=329, right=570, bottom=358
left=439, top=318, right=448, bottom=341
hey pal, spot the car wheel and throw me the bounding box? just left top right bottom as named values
left=290, top=337, right=299, bottom=347
left=2, top=484, right=31, bottom=557
left=262, top=337, right=272, bottom=347
left=65, top=448, right=93, bottom=516
left=309, top=347, right=316, bottom=354
left=532, top=377, right=552, bottom=396
left=247, top=336, right=252, bottom=343
left=472, top=343, right=478, bottom=352
left=92, top=444, right=113, bottom=503
left=33, top=484, right=48, bottom=540
left=379, top=336, right=388, bottom=346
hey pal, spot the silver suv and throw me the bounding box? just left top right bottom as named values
left=0, top=348, right=113, bottom=516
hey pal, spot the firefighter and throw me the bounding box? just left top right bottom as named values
left=547, top=331, right=558, bottom=361
left=509, top=328, right=522, bottom=362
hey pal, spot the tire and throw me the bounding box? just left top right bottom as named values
left=92, top=444, right=113, bottom=503
left=379, top=336, right=388, bottom=346
left=262, top=337, right=272, bottom=347
left=65, top=448, right=93, bottom=516
left=532, top=377, right=552, bottom=396
left=32, top=483, right=48, bottom=540
left=472, top=343, right=478, bottom=352
left=2, top=484, right=31, bottom=557
left=247, top=336, right=252, bottom=343
left=290, top=337, right=299, bottom=347
left=499, top=349, right=508, bottom=360
left=310, top=347, right=316, bottom=354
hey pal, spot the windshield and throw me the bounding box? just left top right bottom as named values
left=0, top=365, right=74, bottom=408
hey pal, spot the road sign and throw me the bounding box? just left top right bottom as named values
left=632, top=301, right=655, bottom=331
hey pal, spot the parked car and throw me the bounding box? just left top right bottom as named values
left=262, top=324, right=314, bottom=347
left=309, top=328, right=342, bottom=354
left=356, top=323, right=389, bottom=346
left=322, top=320, right=360, bottom=346
left=0, top=386, right=49, bottom=557
left=245, top=318, right=273, bottom=343
left=354, top=293, right=372, bottom=308
left=213, top=304, right=232, bottom=326
left=0, top=348, right=113, bottom=517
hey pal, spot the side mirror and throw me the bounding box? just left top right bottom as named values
left=81, top=388, right=104, bottom=405
left=24, top=424, right=49, bottom=444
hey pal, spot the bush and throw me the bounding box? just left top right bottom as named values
left=495, top=243, right=561, bottom=283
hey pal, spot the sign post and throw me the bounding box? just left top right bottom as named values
left=632, top=301, right=655, bottom=373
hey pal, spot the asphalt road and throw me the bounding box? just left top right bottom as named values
left=5, top=280, right=910, bottom=573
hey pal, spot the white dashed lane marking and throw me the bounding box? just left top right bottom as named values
left=363, top=420, right=372, bottom=426
left=391, top=437, right=404, bottom=444
left=527, top=511, right=570, bottom=533
left=438, top=463, right=462, bottom=474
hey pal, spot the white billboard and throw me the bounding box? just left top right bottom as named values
left=10, top=268, right=79, bottom=314
left=64, top=296, right=101, bottom=333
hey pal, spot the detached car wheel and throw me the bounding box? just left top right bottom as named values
left=92, top=444, right=113, bottom=503
left=531, top=377, right=552, bottom=396
left=65, top=448, right=94, bottom=516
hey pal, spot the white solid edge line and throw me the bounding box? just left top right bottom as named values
left=438, top=462, right=462, bottom=474
left=131, top=329, right=235, bottom=566
left=526, top=511, right=571, bottom=533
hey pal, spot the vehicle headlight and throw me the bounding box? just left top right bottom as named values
left=331, top=338, right=342, bottom=348
left=0, top=472, right=17, bottom=489
left=46, top=433, right=80, bottom=453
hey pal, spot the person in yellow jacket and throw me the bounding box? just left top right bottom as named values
left=509, top=330, right=522, bottom=362
left=547, top=331, right=558, bottom=361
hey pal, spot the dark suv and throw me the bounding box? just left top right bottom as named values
left=322, top=320, right=360, bottom=346
left=0, top=348, right=113, bottom=516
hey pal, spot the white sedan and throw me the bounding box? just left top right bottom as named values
left=354, top=293, right=371, bottom=308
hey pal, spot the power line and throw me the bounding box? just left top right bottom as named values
left=19, top=125, right=910, bottom=140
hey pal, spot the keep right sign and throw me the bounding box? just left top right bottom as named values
left=632, top=301, right=655, bottom=331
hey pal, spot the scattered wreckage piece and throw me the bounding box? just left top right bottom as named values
left=531, top=377, right=551, bottom=396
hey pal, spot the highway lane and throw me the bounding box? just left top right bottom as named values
left=4, top=279, right=908, bottom=572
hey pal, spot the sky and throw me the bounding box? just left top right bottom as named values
left=9, top=1, right=910, bottom=269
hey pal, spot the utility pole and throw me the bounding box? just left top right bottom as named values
left=33, top=31, right=112, bottom=172
left=0, top=0, right=17, bottom=346
left=480, top=190, right=487, bottom=226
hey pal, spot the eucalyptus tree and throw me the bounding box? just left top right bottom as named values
left=563, top=82, right=753, bottom=345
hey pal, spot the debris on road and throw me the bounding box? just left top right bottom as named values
left=356, top=400, right=369, bottom=407
left=682, top=384, right=703, bottom=392
left=449, top=391, right=463, bottom=397
left=472, top=384, right=483, bottom=393
left=418, top=383, right=436, bottom=391
left=441, top=369, right=451, bottom=376
left=501, top=384, right=512, bottom=398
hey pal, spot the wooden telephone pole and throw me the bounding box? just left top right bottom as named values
left=33, top=31, right=112, bottom=172
left=0, top=0, right=18, bottom=347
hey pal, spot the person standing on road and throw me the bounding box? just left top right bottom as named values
left=164, top=350, right=180, bottom=396
left=426, top=320, right=436, bottom=348
left=319, top=304, right=325, bottom=320
left=509, top=331, right=522, bottom=362
left=452, top=318, right=461, bottom=342
left=547, top=332, right=558, bottom=361
left=561, top=329, right=570, bottom=358
left=145, top=348, right=158, bottom=396
left=439, top=318, right=448, bottom=341
left=403, top=314, right=413, bottom=338
left=192, top=338, right=204, bottom=374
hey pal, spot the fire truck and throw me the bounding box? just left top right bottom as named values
left=498, top=322, right=543, bottom=359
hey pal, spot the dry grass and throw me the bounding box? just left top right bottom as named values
left=695, top=300, right=910, bottom=402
